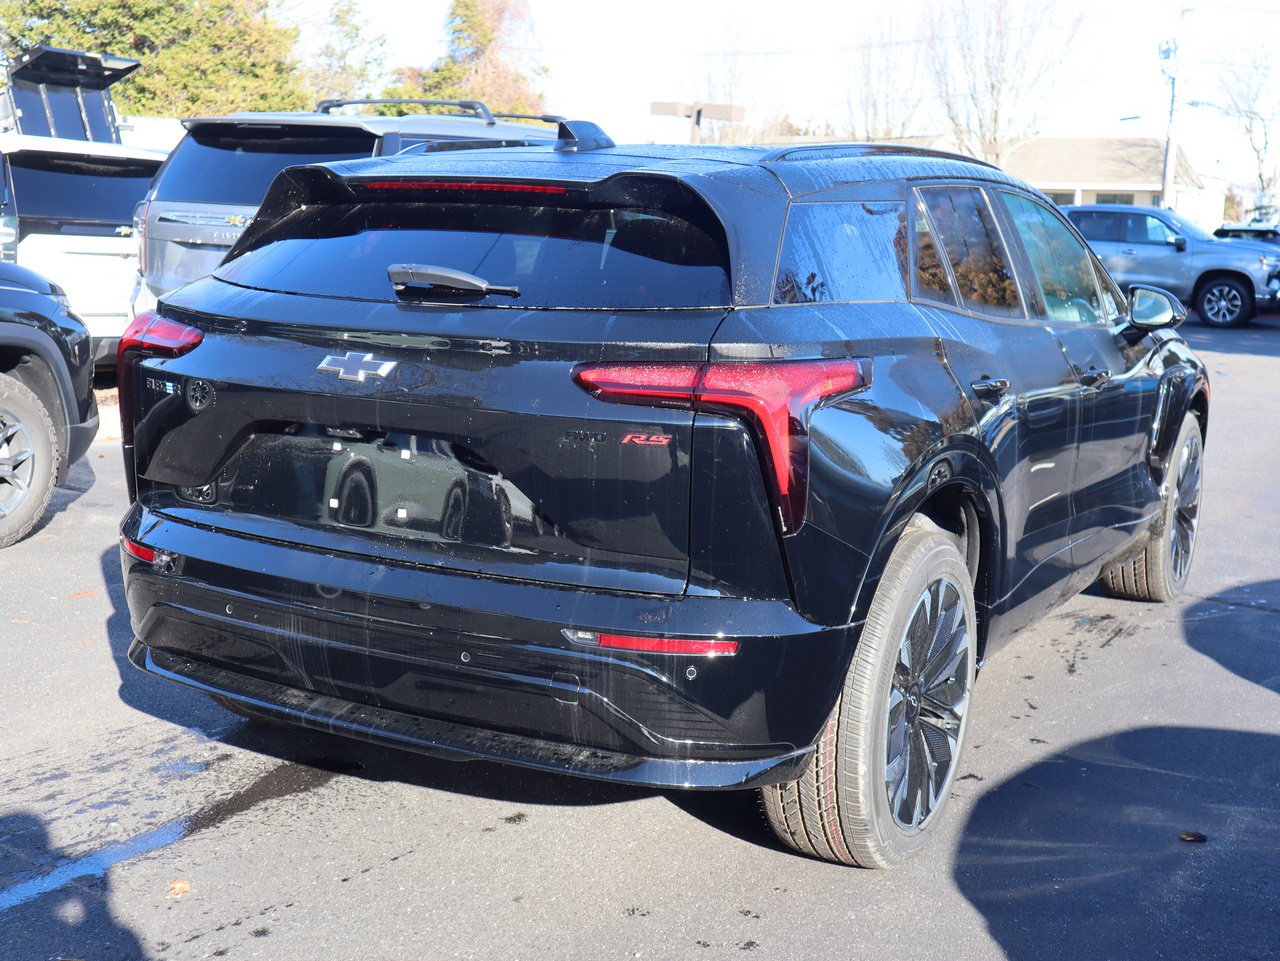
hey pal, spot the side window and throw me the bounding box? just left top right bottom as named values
left=1124, top=214, right=1177, bottom=245
left=911, top=192, right=957, bottom=307
left=773, top=201, right=908, bottom=304
left=1068, top=210, right=1119, bottom=243
left=919, top=186, right=1022, bottom=318
left=1002, top=192, right=1105, bottom=325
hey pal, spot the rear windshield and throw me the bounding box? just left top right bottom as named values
left=155, top=125, right=378, bottom=205
left=215, top=201, right=732, bottom=309
left=6, top=151, right=160, bottom=223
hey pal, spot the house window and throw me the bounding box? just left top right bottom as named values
left=1095, top=193, right=1135, bottom=204
left=1046, top=192, right=1075, bottom=206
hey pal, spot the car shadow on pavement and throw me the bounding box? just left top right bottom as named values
left=953, top=586, right=1280, bottom=961
left=0, top=812, right=148, bottom=959
left=24, top=446, right=96, bottom=539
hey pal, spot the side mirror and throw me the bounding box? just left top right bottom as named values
left=1166, top=234, right=1188, bottom=252
left=1126, top=284, right=1186, bottom=337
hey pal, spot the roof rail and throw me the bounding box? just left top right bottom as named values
left=494, top=112, right=567, bottom=124
left=554, top=120, right=615, bottom=153
left=314, top=98, right=497, bottom=125
left=396, top=138, right=539, bottom=156
left=759, top=142, right=998, bottom=169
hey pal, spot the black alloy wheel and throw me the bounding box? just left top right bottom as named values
left=762, top=517, right=976, bottom=867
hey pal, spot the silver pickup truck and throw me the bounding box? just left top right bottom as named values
left=1066, top=203, right=1280, bottom=326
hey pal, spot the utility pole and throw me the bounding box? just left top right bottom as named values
left=1160, top=39, right=1179, bottom=209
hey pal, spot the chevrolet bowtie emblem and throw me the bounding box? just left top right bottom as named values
left=317, top=352, right=397, bottom=382
left=225, top=215, right=248, bottom=226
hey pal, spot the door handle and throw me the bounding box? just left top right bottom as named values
left=1080, top=367, right=1112, bottom=390
left=970, top=378, right=1011, bottom=400
left=1120, top=248, right=1138, bottom=255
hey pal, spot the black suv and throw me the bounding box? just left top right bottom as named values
left=1, top=260, right=97, bottom=547
left=119, top=130, right=1208, bottom=867
left=130, top=99, right=565, bottom=317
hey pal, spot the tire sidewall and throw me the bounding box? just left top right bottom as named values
left=0, top=374, right=59, bottom=548
left=838, top=528, right=977, bottom=866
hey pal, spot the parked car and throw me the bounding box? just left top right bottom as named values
left=0, top=260, right=98, bottom=546
left=1213, top=222, right=1280, bottom=247
left=130, top=99, right=566, bottom=318
left=1066, top=203, right=1280, bottom=326
left=1, top=45, right=167, bottom=368
left=119, top=131, right=1208, bottom=868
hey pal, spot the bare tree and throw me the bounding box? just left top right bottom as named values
left=846, top=26, right=929, bottom=141
left=1217, top=40, right=1277, bottom=217
left=926, top=0, right=1082, bottom=164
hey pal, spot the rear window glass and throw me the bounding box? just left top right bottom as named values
left=7, top=151, right=160, bottom=223
left=155, top=125, right=378, bottom=205
left=215, top=201, right=732, bottom=309
left=773, top=201, right=907, bottom=303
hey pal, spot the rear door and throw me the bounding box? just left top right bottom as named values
left=1114, top=211, right=1188, bottom=296
left=135, top=179, right=737, bottom=596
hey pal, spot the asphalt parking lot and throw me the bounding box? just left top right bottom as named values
left=1, top=318, right=1277, bottom=961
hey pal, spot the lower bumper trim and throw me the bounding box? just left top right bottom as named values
left=128, top=640, right=813, bottom=791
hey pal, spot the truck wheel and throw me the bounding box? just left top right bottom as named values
left=762, top=519, right=976, bottom=867
left=0, top=373, right=60, bottom=548
left=1196, top=278, right=1251, bottom=327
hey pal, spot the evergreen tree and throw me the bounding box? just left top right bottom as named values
left=0, top=0, right=309, bottom=115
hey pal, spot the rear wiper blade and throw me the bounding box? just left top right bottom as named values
left=387, top=264, right=519, bottom=298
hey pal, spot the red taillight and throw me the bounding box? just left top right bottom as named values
left=121, top=536, right=155, bottom=563
left=357, top=180, right=567, bottom=195
left=564, top=630, right=739, bottom=655
left=573, top=358, right=869, bottom=535
left=117, top=312, right=204, bottom=446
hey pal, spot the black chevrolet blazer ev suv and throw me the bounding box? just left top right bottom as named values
left=119, top=128, right=1208, bottom=867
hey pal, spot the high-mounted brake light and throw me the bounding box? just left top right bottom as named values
left=357, top=180, right=567, bottom=195
left=564, top=630, right=739, bottom=656
left=118, top=312, right=205, bottom=446
left=573, top=358, right=869, bottom=535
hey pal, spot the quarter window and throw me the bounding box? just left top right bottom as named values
left=919, top=187, right=1021, bottom=318
left=773, top=201, right=908, bottom=304
left=1003, top=192, right=1106, bottom=325
left=911, top=193, right=956, bottom=307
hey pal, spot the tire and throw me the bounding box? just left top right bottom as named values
left=1196, top=278, right=1251, bottom=327
left=0, top=373, right=60, bottom=549
left=1101, top=413, right=1202, bottom=602
left=762, top=518, right=977, bottom=867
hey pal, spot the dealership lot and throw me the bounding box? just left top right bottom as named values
left=1, top=322, right=1277, bottom=960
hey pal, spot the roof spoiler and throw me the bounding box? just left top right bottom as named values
left=315, top=98, right=499, bottom=124
left=555, top=120, right=614, bottom=153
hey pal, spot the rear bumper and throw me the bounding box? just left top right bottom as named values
left=129, top=641, right=814, bottom=789
left=121, top=505, right=856, bottom=789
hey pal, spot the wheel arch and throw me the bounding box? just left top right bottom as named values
left=0, top=335, right=72, bottom=484
left=848, top=439, right=1004, bottom=663
left=1192, top=270, right=1255, bottom=314
left=1147, top=358, right=1210, bottom=486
